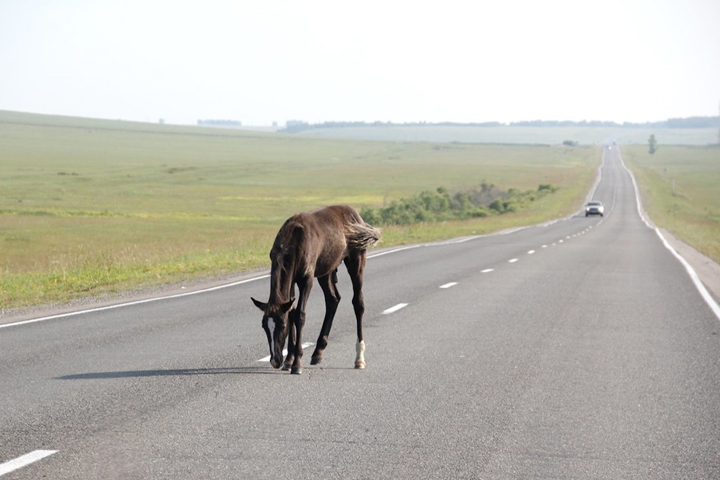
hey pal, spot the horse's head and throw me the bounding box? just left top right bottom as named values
left=251, top=297, right=295, bottom=369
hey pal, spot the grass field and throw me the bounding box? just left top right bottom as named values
left=0, top=110, right=602, bottom=309
left=622, top=144, right=720, bottom=264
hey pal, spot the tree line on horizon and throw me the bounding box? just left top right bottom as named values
left=280, top=116, right=720, bottom=133
left=197, top=119, right=242, bottom=126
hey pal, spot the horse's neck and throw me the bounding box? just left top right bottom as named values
left=269, top=257, right=294, bottom=304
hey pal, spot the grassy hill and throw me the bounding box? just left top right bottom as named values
left=623, top=144, right=720, bottom=264
left=0, top=110, right=600, bottom=309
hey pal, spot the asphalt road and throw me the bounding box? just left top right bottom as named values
left=2, top=147, right=719, bottom=479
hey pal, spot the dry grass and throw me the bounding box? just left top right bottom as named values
left=622, top=144, right=720, bottom=263
left=0, top=111, right=599, bottom=309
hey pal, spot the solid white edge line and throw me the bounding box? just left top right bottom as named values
left=654, top=229, right=720, bottom=320
left=439, top=282, right=458, bottom=289
left=367, top=245, right=420, bottom=258
left=257, top=342, right=314, bottom=363
left=383, top=303, right=408, bottom=314
left=617, top=150, right=720, bottom=321
left=0, top=275, right=271, bottom=330
left=4, top=246, right=422, bottom=330
left=0, top=450, right=57, bottom=476
left=437, top=226, right=528, bottom=245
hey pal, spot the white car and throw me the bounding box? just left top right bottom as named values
left=585, top=201, right=604, bottom=217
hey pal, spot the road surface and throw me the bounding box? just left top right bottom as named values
left=2, top=147, right=719, bottom=479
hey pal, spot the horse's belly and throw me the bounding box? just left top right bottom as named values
left=314, top=246, right=347, bottom=278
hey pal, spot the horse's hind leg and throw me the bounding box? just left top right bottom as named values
left=311, top=271, right=341, bottom=365
left=345, top=251, right=367, bottom=369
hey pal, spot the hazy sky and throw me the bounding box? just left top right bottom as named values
left=1, top=0, right=718, bottom=125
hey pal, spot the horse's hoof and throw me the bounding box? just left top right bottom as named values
left=310, top=356, right=322, bottom=365
left=354, top=361, right=366, bottom=369
left=281, top=363, right=292, bottom=371
left=291, top=366, right=302, bottom=375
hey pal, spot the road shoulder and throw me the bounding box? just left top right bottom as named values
left=660, top=228, right=720, bottom=303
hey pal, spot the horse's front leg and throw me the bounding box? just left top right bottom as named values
left=282, top=319, right=296, bottom=371
left=290, top=277, right=312, bottom=374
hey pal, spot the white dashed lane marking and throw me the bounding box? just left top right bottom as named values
left=268, top=225, right=598, bottom=363
left=0, top=450, right=57, bottom=477
left=383, top=303, right=408, bottom=314
left=257, top=342, right=314, bottom=362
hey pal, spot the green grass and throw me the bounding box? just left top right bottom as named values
left=1, top=110, right=600, bottom=309
left=622, top=145, right=720, bottom=264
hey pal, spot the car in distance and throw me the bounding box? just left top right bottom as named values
left=585, top=201, right=604, bottom=217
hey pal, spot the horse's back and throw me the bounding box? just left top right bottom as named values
left=272, top=205, right=379, bottom=278
left=308, top=205, right=379, bottom=250
left=307, top=205, right=363, bottom=226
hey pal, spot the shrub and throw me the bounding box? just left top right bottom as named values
left=361, top=183, right=558, bottom=225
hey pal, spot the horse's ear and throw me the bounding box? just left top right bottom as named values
left=281, top=298, right=295, bottom=313
left=251, top=297, right=268, bottom=311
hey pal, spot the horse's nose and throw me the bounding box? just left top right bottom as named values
left=270, top=354, right=283, bottom=369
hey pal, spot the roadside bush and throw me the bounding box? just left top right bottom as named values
left=362, top=183, right=557, bottom=225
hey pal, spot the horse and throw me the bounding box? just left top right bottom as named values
left=251, top=205, right=381, bottom=374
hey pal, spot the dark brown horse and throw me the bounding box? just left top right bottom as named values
left=251, top=205, right=381, bottom=374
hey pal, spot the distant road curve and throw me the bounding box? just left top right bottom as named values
left=617, top=150, right=720, bottom=318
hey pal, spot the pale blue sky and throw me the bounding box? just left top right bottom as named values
left=1, top=0, right=718, bottom=125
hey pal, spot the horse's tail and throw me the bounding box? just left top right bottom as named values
left=346, top=222, right=381, bottom=251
